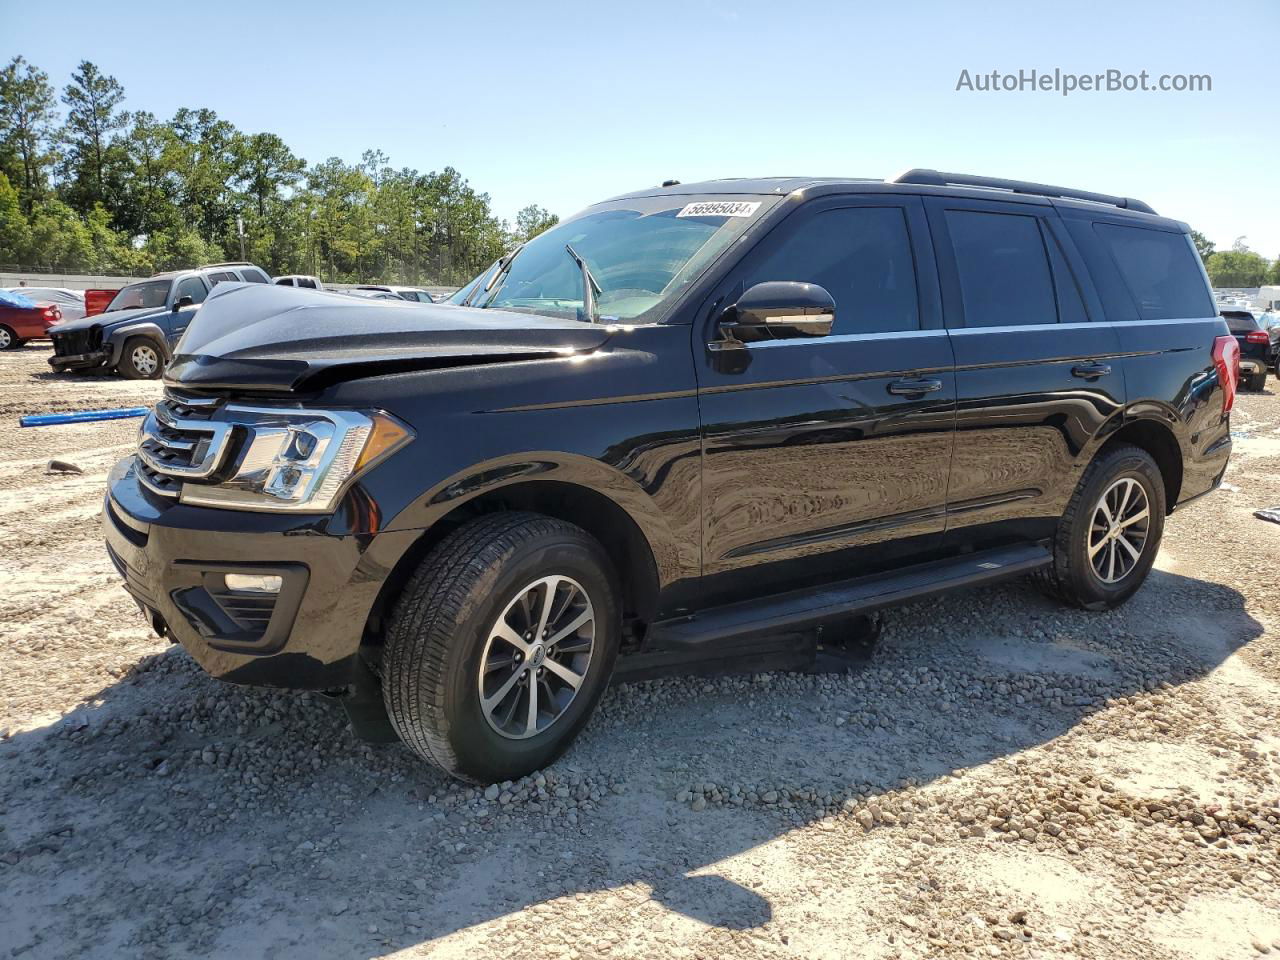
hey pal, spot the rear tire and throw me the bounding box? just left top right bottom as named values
left=1034, top=443, right=1165, bottom=610
left=119, top=337, right=163, bottom=379
left=1243, top=370, right=1267, bottom=392
left=382, top=512, right=620, bottom=784
left=0, top=325, right=18, bottom=350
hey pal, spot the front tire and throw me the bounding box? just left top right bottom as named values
left=119, top=337, right=163, bottom=379
left=382, top=512, right=620, bottom=783
left=1035, top=443, right=1165, bottom=610
left=0, top=325, right=18, bottom=350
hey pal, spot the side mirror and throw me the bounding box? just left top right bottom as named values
left=717, top=281, right=835, bottom=344
left=173, top=295, right=194, bottom=310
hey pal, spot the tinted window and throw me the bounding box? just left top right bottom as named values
left=208, top=272, right=238, bottom=285
left=1094, top=224, right=1214, bottom=320
left=945, top=210, right=1057, bottom=327
left=1044, top=229, right=1089, bottom=325
left=744, top=206, right=920, bottom=333
left=300, top=278, right=317, bottom=289
left=173, top=277, right=208, bottom=305
left=239, top=268, right=269, bottom=283
left=1221, top=311, right=1259, bottom=333
left=274, top=277, right=293, bottom=286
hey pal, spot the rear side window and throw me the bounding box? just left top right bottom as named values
left=208, top=272, right=238, bottom=285
left=300, top=278, right=317, bottom=289
left=744, top=206, right=920, bottom=334
left=1094, top=224, right=1214, bottom=320
left=239, top=268, right=269, bottom=283
left=944, top=210, right=1057, bottom=327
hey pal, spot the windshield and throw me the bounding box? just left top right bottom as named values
left=468, top=194, right=776, bottom=323
left=106, top=279, right=171, bottom=312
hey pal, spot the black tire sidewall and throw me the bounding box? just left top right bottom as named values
left=120, top=337, right=163, bottom=379
left=441, top=532, right=619, bottom=783
left=1064, top=450, right=1165, bottom=608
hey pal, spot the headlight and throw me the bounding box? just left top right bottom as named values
left=177, top=406, right=412, bottom=513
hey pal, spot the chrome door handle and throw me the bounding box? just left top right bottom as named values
left=1072, top=363, right=1112, bottom=378
left=887, top=378, right=943, bottom=395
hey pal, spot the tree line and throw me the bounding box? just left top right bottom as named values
left=1191, top=231, right=1280, bottom=289
left=0, top=57, right=559, bottom=284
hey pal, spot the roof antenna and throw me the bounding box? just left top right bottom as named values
left=661, top=179, right=681, bottom=187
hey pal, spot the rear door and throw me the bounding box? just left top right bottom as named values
left=923, top=196, right=1126, bottom=542
left=696, top=194, right=956, bottom=603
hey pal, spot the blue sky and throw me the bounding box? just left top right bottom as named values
left=4, top=0, right=1277, bottom=256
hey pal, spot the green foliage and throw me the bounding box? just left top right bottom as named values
left=1189, top=229, right=1215, bottom=264
left=514, top=204, right=560, bottom=243
left=0, top=57, right=555, bottom=284
left=1205, top=249, right=1271, bottom=288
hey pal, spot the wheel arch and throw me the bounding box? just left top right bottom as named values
left=107, top=323, right=172, bottom=366
left=1101, top=416, right=1184, bottom=513
left=363, top=478, right=667, bottom=650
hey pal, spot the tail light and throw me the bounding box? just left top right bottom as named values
left=1245, top=331, right=1269, bottom=344
left=1212, top=335, right=1240, bottom=413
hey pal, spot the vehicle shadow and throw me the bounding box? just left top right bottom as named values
left=0, top=567, right=1262, bottom=958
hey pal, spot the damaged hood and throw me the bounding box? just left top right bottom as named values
left=165, top=283, right=613, bottom=392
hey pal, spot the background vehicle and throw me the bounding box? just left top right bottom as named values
left=273, top=274, right=324, bottom=289
left=104, top=171, right=1233, bottom=784
left=355, top=284, right=437, bottom=303
left=1223, top=309, right=1275, bottom=390
left=48, top=262, right=269, bottom=378
left=4, top=287, right=86, bottom=323
left=85, top=288, right=121, bottom=317
left=0, top=289, right=61, bottom=349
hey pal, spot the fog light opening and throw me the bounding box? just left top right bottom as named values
left=223, top=573, right=283, bottom=594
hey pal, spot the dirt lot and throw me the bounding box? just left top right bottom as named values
left=1, top=343, right=1278, bottom=960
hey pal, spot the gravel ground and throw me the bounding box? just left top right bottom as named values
left=1, top=342, right=1278, bottom=960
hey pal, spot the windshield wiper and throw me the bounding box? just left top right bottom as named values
left=564, top=244, right=602, bottom=323
left=464, top=243, right=525, bottom=307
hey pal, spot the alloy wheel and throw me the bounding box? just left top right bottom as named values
left=1088, top=477, right=1150, bottom=584
left=132, top=345, right=159, bottom=376
left=0, top=328, right=11, bottom=349
left=477, top=575, right=595, bottom=739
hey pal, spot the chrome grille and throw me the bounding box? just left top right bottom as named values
left=136, top=393, right=233, bottom=498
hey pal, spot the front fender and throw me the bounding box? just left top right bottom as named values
left=378, top=449, right=699, bottom=591
left=106, top=322, right=172, bottom=366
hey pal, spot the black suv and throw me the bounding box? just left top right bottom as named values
left=49, top=262, right=271, bottom=379
left=102, top=171, right=1236, bottom=784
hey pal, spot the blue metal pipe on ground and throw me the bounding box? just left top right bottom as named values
left=19, top=407, right=150, bottom=428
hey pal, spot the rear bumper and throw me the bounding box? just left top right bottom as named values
left=102, top=456, right=419, bottom=689
left=50, top=349, right=110, bottom=371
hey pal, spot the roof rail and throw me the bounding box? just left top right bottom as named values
left=199, top=261, right=256, bottom=269
left=890, top=169, right=1157, bottom=216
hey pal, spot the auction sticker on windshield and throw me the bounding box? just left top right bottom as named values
left=676, top=201, right=762, bottom=218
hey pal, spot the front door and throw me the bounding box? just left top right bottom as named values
left=167, top=276, right=210, bottom=344
left=695, top=195, right=957, bottom=606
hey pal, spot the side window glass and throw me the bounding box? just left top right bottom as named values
left=744, top=206, right=920, bottom=334
left=944, top=209, right=1057, bottom=327
left=174, top=277, right=208, bottom=304
left=208, top=272, right=238, bottom=286
left=1044, top=228, right=1089, bottom=325
left=239, top=269, right=269, bottom=283
left=301, top=278, right=317, bottom=289
left=1093, top=224, right=1214, bottom=320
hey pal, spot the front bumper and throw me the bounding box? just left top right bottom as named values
left=50, top=348, right=110, bottom=371
left=102, top=456, right=419, bottom=689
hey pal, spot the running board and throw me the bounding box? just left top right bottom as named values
left=646, top=542, right=1051, bottom=650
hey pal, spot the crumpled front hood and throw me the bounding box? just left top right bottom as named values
left=165, top=283, right=614, bottom=392
left=49, top=304, right=165, bottom=334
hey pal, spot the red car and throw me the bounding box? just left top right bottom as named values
left=0, top=301, right=61, bottom=350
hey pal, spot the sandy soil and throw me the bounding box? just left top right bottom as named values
left=1, top=342, right=1278, bottom=960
